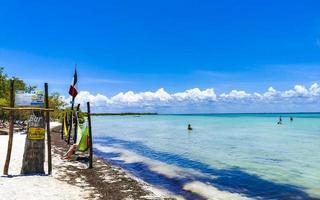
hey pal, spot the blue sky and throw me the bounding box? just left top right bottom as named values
left=1, top=0, right=320, bottom=113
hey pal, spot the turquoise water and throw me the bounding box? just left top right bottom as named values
left=92, top=114, right=320, bottom=199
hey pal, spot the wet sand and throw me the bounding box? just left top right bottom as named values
left=50, top=125, right=177, bottom=200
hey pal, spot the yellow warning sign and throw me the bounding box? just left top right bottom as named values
left=28, top=127, right=45, bottom=140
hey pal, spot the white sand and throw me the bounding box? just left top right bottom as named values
left=0, top=122, right=92, bottom=200
left=0, top=122, right=175, bottom=200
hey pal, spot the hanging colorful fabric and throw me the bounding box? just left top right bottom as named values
left=78, top=126, right=89, bottom=152
left=63, top=113, right=70, bottom=137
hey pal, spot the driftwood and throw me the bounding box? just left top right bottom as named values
left=21, top=111, right=45, bottom=174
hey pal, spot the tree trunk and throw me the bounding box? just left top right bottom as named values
left=21, top=111, right=45, bottom=175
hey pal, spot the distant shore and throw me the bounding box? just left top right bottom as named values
left=91, top=112, right=158, bottom=116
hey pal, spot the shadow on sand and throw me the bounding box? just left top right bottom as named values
left=94, top=136, right=319, bottom=200
left=1, top=174, right=50, bottom=178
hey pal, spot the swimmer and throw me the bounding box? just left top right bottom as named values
left=188, top=124, right=193, bottom=131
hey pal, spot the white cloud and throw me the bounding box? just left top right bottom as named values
left=141, top=88, right=172, bottom=102
left=282, top=85, right=312, bottom=98
left=263, top=87, right=279, bottom=98
left=66, top=91, right=111, bottom=107
left=62, top=83, right=320, bottom=112
left=253, top=92, right=263, bottom=99
left=111, top=91, right=143, bottom=104
left=309, top=83, right=320, bottom=96
left=282, top=89, right=296, bottom=98
left=110, top=88, right=172, bottom=105
left=294, top=85, right=309, bottom=96
left=220, top=90, right=250, bottom=99
left=173, top=88, right=217, bottom=102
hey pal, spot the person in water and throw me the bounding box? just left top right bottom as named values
left=188, top=124, right=193, bottom=130
left=290, top=117, right=293, bottom=122
left=277, top=116, right=282, bottom=125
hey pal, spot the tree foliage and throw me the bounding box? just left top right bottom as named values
left=0, top=67, right=29, bottom=106
left=0, top=67, right=67, bottom=121
left=49, top=92, right=67, bottom=120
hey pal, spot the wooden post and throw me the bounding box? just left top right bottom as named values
left=67, top=93, right=76, bottom=144
left=73, top=104, right=80, bottom=144
left=68, top=66, right=77, bottom=144
left=87, top=102, right=93, bottom=168
left=71, top=97, right=75, bottom=110
left=67, top=110, right=72, bottom=144
left=3, top=79, right=15, bottom=175
left=44, top=83, right=52, bottom=175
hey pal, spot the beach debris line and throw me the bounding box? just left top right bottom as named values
left=2, top=80, right=54, bottom=175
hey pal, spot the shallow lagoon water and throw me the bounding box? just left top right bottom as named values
left=92, top=114, right=320, bottom=199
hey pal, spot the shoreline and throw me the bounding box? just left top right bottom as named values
left=0, top=123, right=177, bottom=200
left=1, top=119, right=318, bottom=199
left=50, top=125, right=177, bottom=200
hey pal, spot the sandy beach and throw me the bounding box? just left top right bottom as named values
left=2, top=1, right=320, bottom=199
left=0, top=123, right=177, bottom=200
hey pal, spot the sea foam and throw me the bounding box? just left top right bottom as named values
left=95, top=144, right=209, bottom=179
left=183, top=181, right=252, bottom=200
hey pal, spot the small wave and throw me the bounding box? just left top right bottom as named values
left=95, top=144, right=212, bottom=179
left=95, top=144, right=254, bottom=199
left=183, top=181, right=252, bottom=200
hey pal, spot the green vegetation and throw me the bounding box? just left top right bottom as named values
left=0, top=67, right=31, bottom=120
left=0, top=67, right=67, bottom=121
left=49, top=92, right=67, bottom=120
left=0, top=67, right=27, bottom=106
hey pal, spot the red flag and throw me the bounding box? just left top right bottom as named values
left=69, top=68, right=78, bottom=98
